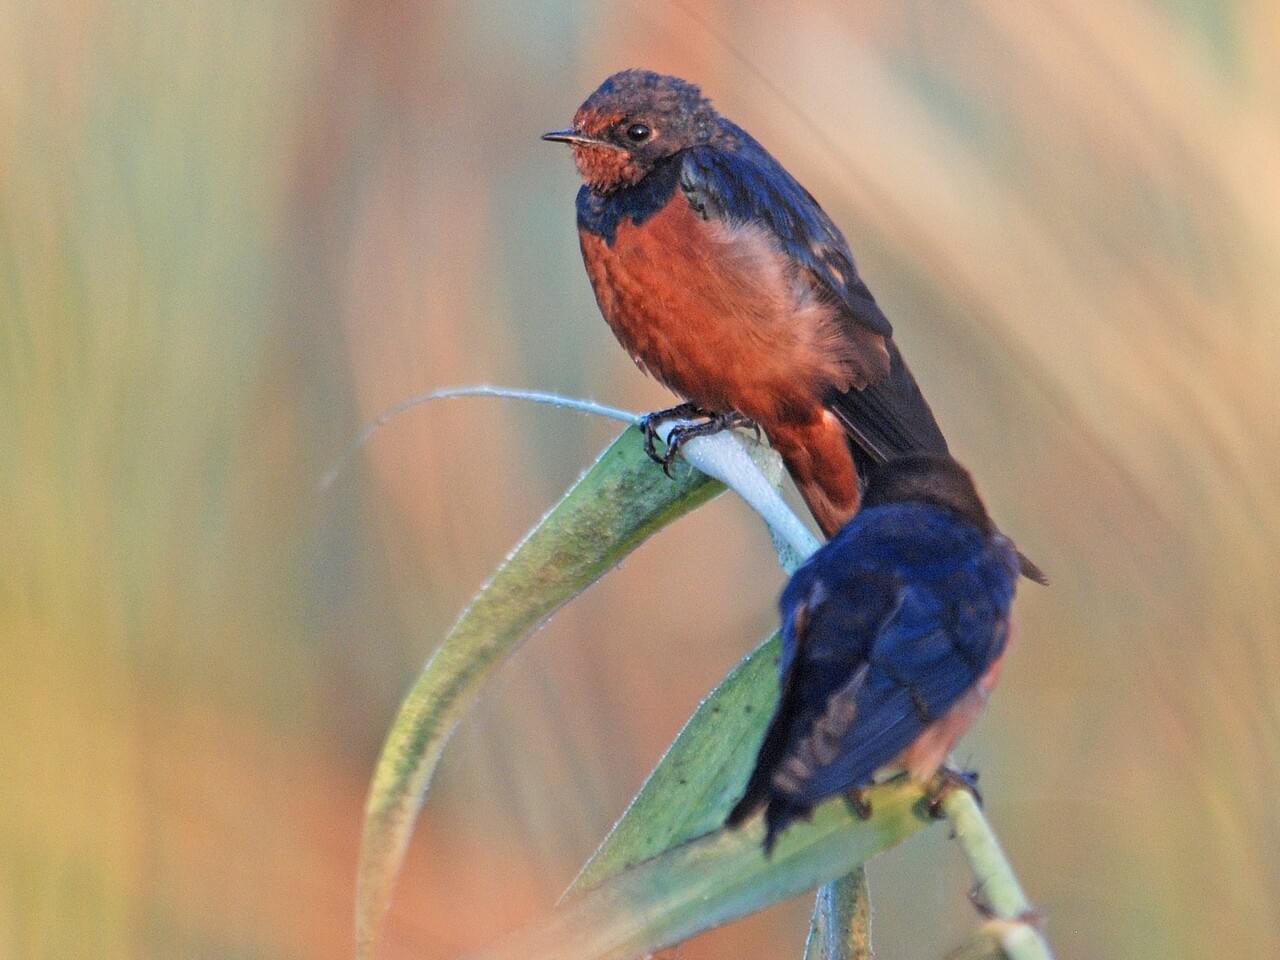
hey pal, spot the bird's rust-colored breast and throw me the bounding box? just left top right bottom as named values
left=579, top=191, right=881, bottom=424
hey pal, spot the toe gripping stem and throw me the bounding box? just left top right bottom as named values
left=640, top=405, right=759, bottom=477
left=927, top=767, right=983, bottom=820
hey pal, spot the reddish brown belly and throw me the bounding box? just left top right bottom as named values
left=579, top=192, right=884, bottom=535
left=578, top=193, right=856, bottom=425
left=898, top=623, right=1014, bottom=782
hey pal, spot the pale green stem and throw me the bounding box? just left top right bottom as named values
left=941, top=790, right=1054, bottom=959
left=321, top=386, right=820, bottom=561
left=320, top=385, right=640, bottom=491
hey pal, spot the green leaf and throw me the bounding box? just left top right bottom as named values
left=355, top=426, right=722, bottom=959
left=570, top=631, right=784, bottom=891
left=567, top=442, right=816, bottom=893
left=535, top=618, right=928, bottom=960
left=473, top=778, right=933, bottom=960
left=803, top=869, right=873, bottom=960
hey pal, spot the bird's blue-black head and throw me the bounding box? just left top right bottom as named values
left=861, top=454, right=996, bottom=535
left=542, top=70, right=719, bottom=193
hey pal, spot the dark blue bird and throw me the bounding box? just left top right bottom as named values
left=726, top=454, right=1021, bottom=852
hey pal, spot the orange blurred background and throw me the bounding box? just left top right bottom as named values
left=4, top=1, right=1279, bottom=957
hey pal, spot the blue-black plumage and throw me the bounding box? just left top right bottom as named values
left=726, top=454, right=1021, bottom=852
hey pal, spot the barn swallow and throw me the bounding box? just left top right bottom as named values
left=543, top=74, right=937, bottom=510
left=725, top=454, right=1020, bottom=851
left=544, top=70, right=1043, bottom=582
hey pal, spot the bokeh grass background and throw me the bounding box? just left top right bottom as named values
left=3, top=1, right=1278, bottom=957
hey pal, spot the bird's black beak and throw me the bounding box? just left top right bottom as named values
left=541, top=128, right=598, bottom=146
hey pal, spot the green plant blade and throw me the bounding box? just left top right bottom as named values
left=473, top=778, right=933, bottom=960
left=564, top=445, right=873, bottom=960
left=550, top=623, right=920, bottom=960
left=355, top=426, right=721, bottom=959
left=570, top=630, right=783, bottom=890
left=803, top=870, right=873, bottom=960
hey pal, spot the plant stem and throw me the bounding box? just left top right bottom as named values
left=940, top=790, right=1054, bottom=959
left=321, top=385, right=640, bottom=491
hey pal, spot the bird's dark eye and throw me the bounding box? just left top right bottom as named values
left=625, top=122, right=652, bottom=143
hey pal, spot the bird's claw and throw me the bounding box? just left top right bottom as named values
left=660, top=427, right=688, bottom=477
left=640, top=402, right=706, bottom=468
left=845, top=789, right=873, bottom=820
left=640, top=406, right=758, bottom=476
left=927, top=766, right=982, bottom=819
left=661, top=418, right=724, bottom=476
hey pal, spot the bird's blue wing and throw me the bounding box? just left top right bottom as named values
left=679, top=132, right=893, bottom=338
left=679, top=133, right=955, bottom=467
left=726, top=569, right=902, bottom=828
left=788, top=580, right=1009, bottom=802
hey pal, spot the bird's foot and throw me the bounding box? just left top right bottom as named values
left=844, top=788, right=873, bottom=820
left=926, top=766, right=982, bottom=819
left=662, top=410, right=757, bottom=476
left=640, top=402, right=706, bottom=466
left=645, top=408, right=758, bottom=477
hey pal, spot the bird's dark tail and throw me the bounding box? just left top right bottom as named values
left=826, top=339, right=1047, bottom=584
left=726, top=787, right=809, bottom=857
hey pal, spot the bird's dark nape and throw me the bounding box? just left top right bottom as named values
left=862, top=454, right=991, bottom=528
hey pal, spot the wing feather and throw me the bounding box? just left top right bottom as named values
left=680, top=136, right=950, bottom=469
left=679, top=133, right=893, bottom=341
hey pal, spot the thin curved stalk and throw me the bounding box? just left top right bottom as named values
left=941, top=790, right=1054, bottom=959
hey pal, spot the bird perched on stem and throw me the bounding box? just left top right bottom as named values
left=725, top=454, right=1020, bottom=853
left=544, top=74, right=939, bottom=522
left=544, top=69, right=1043, bottom=582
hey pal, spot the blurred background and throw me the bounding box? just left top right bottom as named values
left=3, top=1, right=1278, bottom=957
